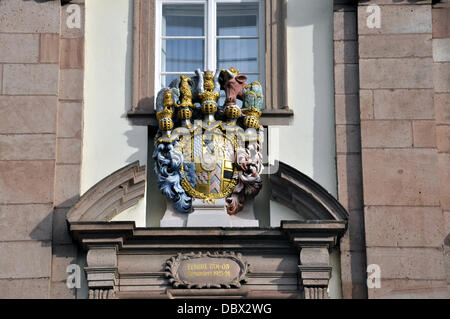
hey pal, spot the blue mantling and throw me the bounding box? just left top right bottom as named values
left=153, top=140, right=193, bottom=213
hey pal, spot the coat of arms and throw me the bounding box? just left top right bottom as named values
left=153, top=67, right=264, bottom=220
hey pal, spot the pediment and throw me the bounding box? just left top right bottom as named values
left=67, top=161, right=146, bottom=222
left=270, top=161, right=349, bottom=221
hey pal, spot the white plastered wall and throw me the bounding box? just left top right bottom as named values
left=269, top=0, right=337, bottom=226
left=82, top=0, right=147, bottom=226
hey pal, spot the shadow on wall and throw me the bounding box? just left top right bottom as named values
left=123, top=0, right=146, bottom=164
left=29, top=196, right=89, bottom=298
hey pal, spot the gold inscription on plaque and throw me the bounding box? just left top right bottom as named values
left=186, top=263, right=231, bottom=277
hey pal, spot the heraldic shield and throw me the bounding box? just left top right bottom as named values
left=153, top=67, right=264, bottom=222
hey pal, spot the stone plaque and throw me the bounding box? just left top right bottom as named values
left=165, top=251, right=249, bottom=288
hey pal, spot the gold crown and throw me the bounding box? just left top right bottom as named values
left=228, top=67, right=239, bottom=77
left=243, top=107, right=262, bottom=119
left=156, top=107, right=173, bottom=121
left=198, top=90, right=220, bottom=104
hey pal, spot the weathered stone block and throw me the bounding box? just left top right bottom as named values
left=0, top=0, right=59, bottom=33
left=373, top=89, right=434, bottom=119
left=365, top=206, right=444, bottom=248
left=50, top=280, right=76, bottom=299
left=0, top=96, right=57, bottom=134
left=60, top=38, right=84, bottom=69
left=334, top=64, right=359, bottom=94
left=40, top=34, right=60, bottom=64
left=54, top=164, right=81, bottom=208
left=0, top=134, right=56, bottom=160
left=0, top=204, right=53, bottom=241
left=52, top=208, right=73, bottom=245
left=51, top=245, right=78, bottom=282
left=3, top=64, right=58, bottom=95
left=56, top=138, right=82, bottom=164
left=361, top=120, right=412, bottom=148
left=366, top=247, right=446, bottom=280
left=339, top=209, right=366, bottom=252
left=438, top=154, right=450, bottom=211
left=335, top=94, right=360, bottom=125
left=436, top=125, right=450, bottom=153
left=435, top=93, right=450, bottom=125
left=433, top=39, right=450, bottom=62
left=339, top=250, right=367, bottom=299
left=358, top=5, right=432, bottom=35
left=334, top=11, right=357, bottom=40
left=359, top=34, right=432, bottom=58
left=60, top=3, right=85, bottom=38
left=0, top=241, right=52, bottom=279
left=360, top=90, right=374, bottom=120
left=368, top=279, right=448, bottom=299
left=360, top=58, right=433, bottom=89
left=432, top=5, right=450, bottom=39
left=0, top=34, right=39, bottom=63
left=59, top=69, right=84, bottom=100
left=362, top=149, right=439, bottom=206
left=334, top=40, right=358, bottom=64
left=433, top=63, right=450, bottom=93
left=337, top=154, right=363, bottom=211
left=57, top=103, right=82, bottom=138
left=336, top=124, right=361, bottom=153
left=413, top=121, right=436, bottom=148
left=0, top=278, right=49, bottom=299
left=0, top=161, right=55, bottom=204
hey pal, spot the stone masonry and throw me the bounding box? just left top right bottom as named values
left=333, top=0, right=367, bottom=299
left=0, top=0, right=85, bottom=298
left=0, top=0, right=448, bottom=299
left=357, top=0, right=448, bottom=298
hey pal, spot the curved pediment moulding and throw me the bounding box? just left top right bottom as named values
left=270, top=161, right=349, bottom=221
left=67, top=161, right=146, bottom=223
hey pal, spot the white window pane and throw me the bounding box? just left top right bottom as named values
left=217, top=3, right=258, bottom=37
left=245, top=74, right=260, bottom=84
left=162, top=39, right=204, bottom=72
left=162, top=4, right=204, bottom=36
left=217, top=39, right=258, bottom=73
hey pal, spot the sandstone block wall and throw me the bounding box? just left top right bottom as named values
left=0, top=0, right=85, bottom=298
left=356, top=0, right=449, bottom=298
left=0, top=0, right=448, bottom=299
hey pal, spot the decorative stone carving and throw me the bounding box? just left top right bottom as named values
left=66, top=161, right=348, bottom=299
left=85, top=247, right=118, bottom=299
left=67, top=161, right=146, bottom=222
left=165, top=251, right=249, bottom=289
left=89, top=289, right=115, bottom=299
left=153, top=68, right=264, bottom=226
left=281, top=221, right=346, bottom=299
left=303, top=287, right=329, bottom=300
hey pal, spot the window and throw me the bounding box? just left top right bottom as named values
left=130, top=0, right=291, bottom=125
left=155, top=0, right=265, bottom=107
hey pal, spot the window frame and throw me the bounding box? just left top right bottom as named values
left=154, top=0, right=265, bottom=92
left=130, top=0, right=292, bottom=126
